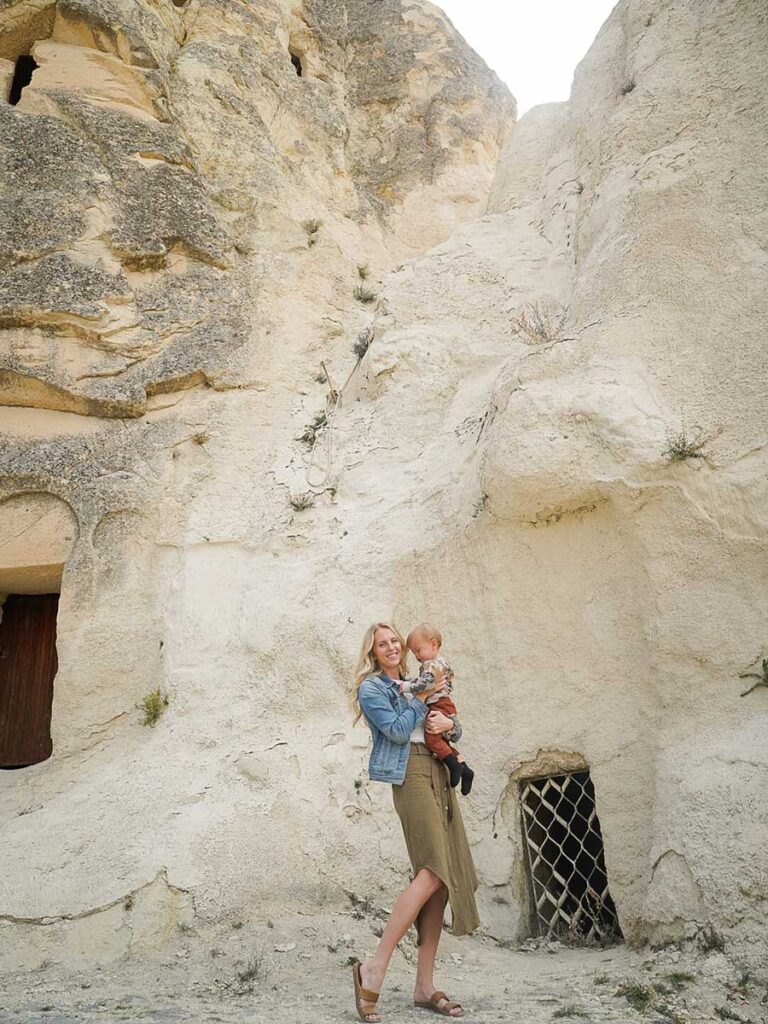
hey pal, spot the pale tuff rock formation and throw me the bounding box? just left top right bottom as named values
left=0, top=0, right=509, bottom=415
left=0, top=0, right=766, bottom=980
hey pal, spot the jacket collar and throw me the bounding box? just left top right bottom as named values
left=378, top=671, right=402, bottom=689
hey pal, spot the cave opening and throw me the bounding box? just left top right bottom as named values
left=8, top=54, right=38, bottom=106
left=290, top=51, right=303, bottom=77
left=520, top=769, right=622, bottom=944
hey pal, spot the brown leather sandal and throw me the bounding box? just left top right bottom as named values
left=414, top=990, right=463, bottom=1016
left=352, top=960, right=381, bottom=1022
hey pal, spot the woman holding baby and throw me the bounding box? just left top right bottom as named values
left=350, top=622, right=479, bottom=1021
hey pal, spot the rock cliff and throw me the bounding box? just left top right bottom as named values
left=1, top=0, right=766, bottom=975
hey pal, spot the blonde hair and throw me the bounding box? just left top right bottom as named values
left=351, top=622, right=409, bottom=724
left=406, top=622, right=443, bottom=648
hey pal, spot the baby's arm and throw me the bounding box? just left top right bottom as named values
left=403, top=660, right=442, bottom=695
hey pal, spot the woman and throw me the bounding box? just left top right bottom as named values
left=350, top=622, right=479, bottom=1021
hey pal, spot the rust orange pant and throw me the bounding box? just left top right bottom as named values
left=424, top=695, right=459, bottom=761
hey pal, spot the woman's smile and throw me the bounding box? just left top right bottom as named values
left=375, top=632, right=402, bottom=672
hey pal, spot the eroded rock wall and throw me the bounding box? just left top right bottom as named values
left=1, top=0, right=766, bottom=973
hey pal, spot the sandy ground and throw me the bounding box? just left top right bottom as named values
left=1, top=911, right=766, bottom=1024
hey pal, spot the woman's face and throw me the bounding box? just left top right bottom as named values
left=373, top=627, right=403, bottom=676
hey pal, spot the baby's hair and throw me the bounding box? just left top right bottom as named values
left=407, top=623, right=443, bottom=648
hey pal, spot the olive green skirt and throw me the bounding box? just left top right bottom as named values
left=392, top=743, right=479, bottom=937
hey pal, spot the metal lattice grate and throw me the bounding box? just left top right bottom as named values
left=520, top=770, right=622, bottom=944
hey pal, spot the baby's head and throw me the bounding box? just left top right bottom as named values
left=407, top=623, right=442, bottom=664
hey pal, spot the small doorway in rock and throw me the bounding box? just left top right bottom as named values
left=0, top=593, right=59, bottom=769
left=520, top=769, right=622, bottom=944
left=8, top=55, right=39, bottom=106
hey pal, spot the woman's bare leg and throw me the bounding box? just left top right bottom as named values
left=357, top=868, right=444, bottom=1022
left=413, top=885, right=447, bottom=999
left=412, top=887, right=461, bottom=1015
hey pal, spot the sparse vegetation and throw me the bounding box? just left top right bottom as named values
left=731, top=971, right=752, bottom=996
left=661, top=426, right=709, bottom=462
left=191, top=432, right=209, bottom=446
left=300, top=411, right=327, bottom=448
left=290, top=493, right=315, bottom=511
left=353, top=284, right=377, bottom=305
left=139, top=688, right=168, bottom=727
left=593, top=973, right=610, bottom=986
left=353, top=328, right=372, bottom=361
left=347, top=891, right=379, bottom=920
left=615, top=980, right=654, bottom=1011
left=553, top=1005, right=589, bottom=1019
left=303, top=219, right=321, bottom=247
left=739, top=657, right=768, bottom=697
left=233, top=952, right=270, bottom=993
left=698, top=924, right=726, bottom=953
left=357, top=263, right=370, bottom=280
left=665, top=971, right=695, bottom=991
left=715, top=1008, right=741, bottom=1022
left=511, top=302, right=567, bottom=345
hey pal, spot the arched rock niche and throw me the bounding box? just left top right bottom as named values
left=0, top=492, right=78, bottom=593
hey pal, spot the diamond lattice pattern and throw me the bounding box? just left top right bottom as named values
left=520, top=770, right=622, bottom=943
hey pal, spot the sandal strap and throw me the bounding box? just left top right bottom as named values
left=432, top=991, right=461, bottom=1011
left=358, top=987, right=379, bottom=1004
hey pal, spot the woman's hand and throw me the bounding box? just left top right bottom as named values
left=425, top=709, right=455, bottom=735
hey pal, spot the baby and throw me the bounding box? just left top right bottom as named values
left=400, top=623, right=474, bottom=795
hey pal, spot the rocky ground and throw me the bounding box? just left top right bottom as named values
left=1, top=911, right=765, bottom=1024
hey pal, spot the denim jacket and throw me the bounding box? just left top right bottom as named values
left=359, top=672, right=428, bottom=785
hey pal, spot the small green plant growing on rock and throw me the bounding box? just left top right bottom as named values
left=664, top=971, right=695, bottom=990
left=300, top=411, right=327, bottom=448
left=233, top=951, right=270, bottom=993
left=697, top=924, right=726, bottom=953
left=290, top=493, right=314, bottom=511
left=511, top=302, right=567, bottom=345
left=139, top=688, right=168, bottom=727
left=662, top=426, right=709, bottom=462
left=303, top=219, right=321, bottom=247
left=739, top=656, right=768, bottom=697
left=615, top=980, right=654, bottom=1011
left=353, top=328, right=372, bottom=361
left=353, top=284, right=377, bottom=305
left=553, top=1005, right=589, bottom=1019
left=714, top=1008, right=741, bottom=1022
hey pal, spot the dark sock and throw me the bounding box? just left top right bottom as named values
left=443, top=754, right=462, bottom=788
left=460, top=763, right=474, bottom=796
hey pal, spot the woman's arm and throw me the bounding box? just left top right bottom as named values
left=359, top=678, right=428, bottom=745
left=425, top=709, right=462, bottom=743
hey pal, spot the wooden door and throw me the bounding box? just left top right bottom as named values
left=0, top=594, right=59, bottom=768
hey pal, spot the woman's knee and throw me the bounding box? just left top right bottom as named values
left=414, top=868, right=446, bottom=895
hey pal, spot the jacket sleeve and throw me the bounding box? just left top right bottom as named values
left=359, top=678, right=428, bottom=745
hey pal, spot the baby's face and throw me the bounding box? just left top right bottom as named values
left=408, top=633, right=440, bottom=663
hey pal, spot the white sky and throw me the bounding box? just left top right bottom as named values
left=436, top=1, right=618, bottom=115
